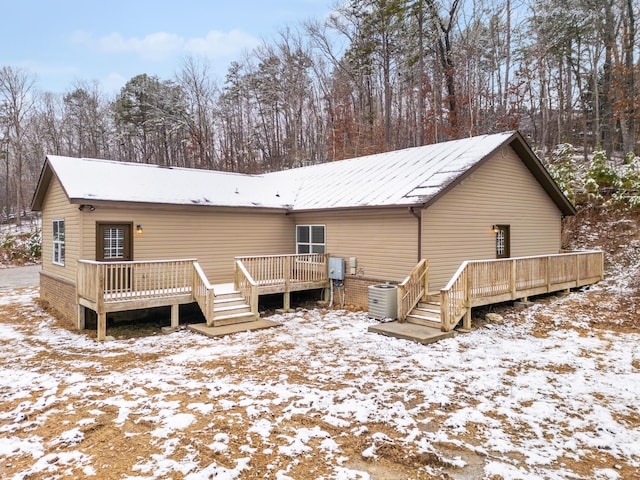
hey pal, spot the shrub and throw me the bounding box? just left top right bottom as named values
left=585, top=148, right=619, bottom=201
left=613, top=154, right=640, bottom=209
left=0, top=225, right=41, bottom=264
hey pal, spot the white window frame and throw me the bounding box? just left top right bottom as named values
left=296, top=224, right=326, bottom=254
left=52, top=219, right=65, bottom=266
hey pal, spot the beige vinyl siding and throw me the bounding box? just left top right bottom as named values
left=41, top=176, right=81, bottom=283
left=423, top=145, right=563, bottom=290
left=292, top=208, right=418, bottom=282
left=80, top=206, right=294, bottom=283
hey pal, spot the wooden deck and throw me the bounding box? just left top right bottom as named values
left=77, top=253, right=330, bottom=341
left=393, top=250, right=604, bottom=336
left=75, top=250, right=604, bottom=342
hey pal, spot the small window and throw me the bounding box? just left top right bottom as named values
left=52, top=219, right=65, bottom=266
left=296, top=225, right=325, bottom=254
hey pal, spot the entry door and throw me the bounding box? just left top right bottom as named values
left=96, top=223, right=133, bottom=292
left=495, top=225, right=510, bottom=259
left=96, top=223, right=133, bottom=261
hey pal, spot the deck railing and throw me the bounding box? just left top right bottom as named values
left=77, top=259, right=196, bottom=304
left=397, top=259, right=429, bottom=321
left=440, top=250, right=604, bottom=331
left=192, top=262, right=215, bottom=325
left=234, top=260, right=259, bottom=317
left=234, top=253, right=329, bottom=287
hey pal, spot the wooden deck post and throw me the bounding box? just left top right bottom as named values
left=97, top=264, right=106, bottom=341
left=97, top=313, right=107, bottom=341
left=171, top=304, right=179, bottom=328
left=464, top=266, right=471, bottom=330
left=77, top=305, right=86, bottom=330
left=421, top=262, right=429, bottom=302
left=283, top=256, right=292, bottom=312
left=462, top=308, right=472, bottom=331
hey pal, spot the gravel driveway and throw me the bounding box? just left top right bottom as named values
left=0, top=264, right=41, bottom=289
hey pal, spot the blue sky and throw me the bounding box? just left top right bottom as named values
left=0, top=0, right=333, bottom=94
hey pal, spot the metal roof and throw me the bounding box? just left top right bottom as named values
left=31, top=131, right=575, bottom=215
left=264, top=131, right=515, bottom=210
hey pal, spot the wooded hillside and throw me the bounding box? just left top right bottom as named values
left=0, top=0, right=638, bottom=221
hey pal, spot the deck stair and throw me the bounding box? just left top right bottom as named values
left=210, top=289, right=257, bottom=326
left=404, top=293, right=441, bottom=328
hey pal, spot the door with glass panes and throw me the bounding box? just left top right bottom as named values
left=495, top=225, right=510, bottom=259
left=96, top=223, right=133, bottom=290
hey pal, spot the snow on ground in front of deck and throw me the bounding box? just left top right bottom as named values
left=1, top=286, right=639, bottom=479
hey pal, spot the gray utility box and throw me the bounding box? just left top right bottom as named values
left=368, top=284, right=398, bottom=320
left=328, top=257, right=345, bottom=280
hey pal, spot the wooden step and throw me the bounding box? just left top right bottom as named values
left=406, top=301, right=442, bottom=328
left=213, top=304, right=251, bottom=316
left=212, top=311, right=258, bottom=327
left=214, top=291, right=242, bottom=300
left=406, top=313, right=441, bottom=329
left=417, top=302, right=441, bottom=314
left=214, top=296, right=247, bottom=308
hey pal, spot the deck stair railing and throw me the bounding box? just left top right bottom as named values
left=397, top=259, right=429, bottom=321
left=233, top=259, right=259, bottom=318
left=234, top=253, right=329, bottom=312
left=192, top=261, right=215, bottom=325
left=440, top=250, right=604, bottom=331
left=234, top=253, right=329, bottom=287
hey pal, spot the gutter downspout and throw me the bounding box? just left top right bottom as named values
left=408, top=207, right=422, bottom=263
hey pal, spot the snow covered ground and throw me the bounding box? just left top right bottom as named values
left=0, top=286, right=639, bottom=479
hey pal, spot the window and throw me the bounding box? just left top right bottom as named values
left=103, top=227, right=125, bottom=259
left=296, top=225, right=325, bottom=254
left=52, top=219, right=65, bottom=265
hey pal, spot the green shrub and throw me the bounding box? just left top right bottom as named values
left=613, top=154, right=640, bottom=209
left=585, top=148, right=619, bottom=201
left=547, top=143, right=579, bottom=204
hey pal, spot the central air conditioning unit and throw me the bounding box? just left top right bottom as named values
left=368, top=284, right=397, bottom=320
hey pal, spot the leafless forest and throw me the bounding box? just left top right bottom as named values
left=0, top=0, right=638, bottom=220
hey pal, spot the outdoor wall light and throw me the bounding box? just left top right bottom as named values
left=136, top=224, right=143, bottom=235
left=491, top=225, right=499, bottom=233
left=78, top=204, right=95, bottom=211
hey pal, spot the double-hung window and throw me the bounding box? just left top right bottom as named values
left=296, top=225, right=325, bottom=254
left=52, top=219, right=65, bottom=265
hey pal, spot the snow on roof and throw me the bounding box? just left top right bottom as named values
left=42, top=132, right=517, bottom=211
left=45, top=156, right=292, bottom=209
left=265, top=131, right=515, bottom=210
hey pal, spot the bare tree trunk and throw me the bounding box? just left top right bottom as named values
left=503, top=0, right=511, bottom=111
left=417, top=7, right=425, bottom=145
left=0, top=66, right=34, bottom=227
left=622, top=0, right=636, bottom=156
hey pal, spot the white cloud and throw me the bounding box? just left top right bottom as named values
left=185, top=30, right=261, bottom=58
left=97, top=32, right=185, bottom=61
left=70, top=29, right=260, bottom=63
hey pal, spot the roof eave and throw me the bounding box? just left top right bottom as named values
left=31, top=157, right=54, bottom=211
left=286, top=202, right=421, bottom=214
left=67, top=197, right=290, bottom=213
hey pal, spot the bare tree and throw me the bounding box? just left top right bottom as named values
left=0, top=66, right=35, bottom=225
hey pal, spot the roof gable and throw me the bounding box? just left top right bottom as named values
left=31, top=131, right=575, bottom=216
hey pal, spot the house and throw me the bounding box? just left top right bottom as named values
left=31, top=131, right=603, bottom=341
